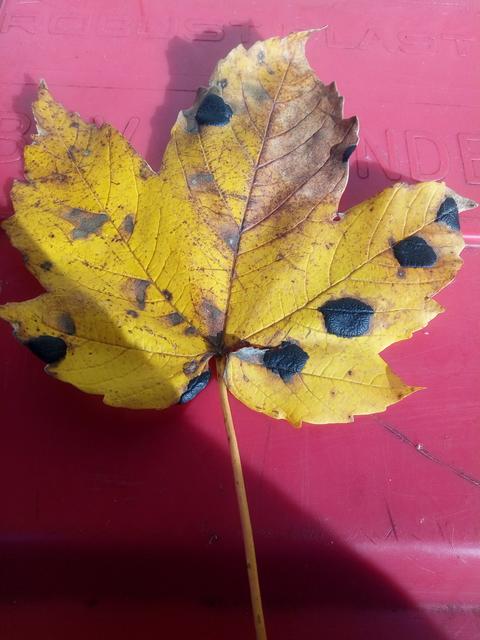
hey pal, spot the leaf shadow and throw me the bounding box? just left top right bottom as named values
left=0, top=25, right=451, bottom=640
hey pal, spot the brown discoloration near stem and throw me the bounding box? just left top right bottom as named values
left=200, top=300, right=225, bottom=336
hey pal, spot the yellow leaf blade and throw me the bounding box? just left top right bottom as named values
left=225, top=343, right=417, bottom=427
left=1, top=293, right=210, bottom=408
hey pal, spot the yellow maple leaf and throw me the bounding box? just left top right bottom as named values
left=0, top=32, right=475, bottom=428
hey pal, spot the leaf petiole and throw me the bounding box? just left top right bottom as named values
left=216, top=357, right=267, bottom=640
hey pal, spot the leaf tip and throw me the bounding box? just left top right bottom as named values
left=444, top=187, right=478, bottom=213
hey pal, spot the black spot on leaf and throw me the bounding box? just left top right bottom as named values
left=24, top=335, right=67, bottom=364
left=195, top=94, right=233, bottom=127
left=436, top=197, right=460, bottom=231
left=342, top=145, right=356, bottom=162
left=319, top=297, right=374, bottom=338
left=393, top=236, right=437, bottom=268
left=40, top=260, right=53, bottom=271
left=179, top=371, right=211, bottom=404
left=126, top=309, right=138, bottom=318
left=263, top=341, right=309, bottom=382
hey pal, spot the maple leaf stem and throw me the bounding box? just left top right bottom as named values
left=216, top=357, right=268, bottom=640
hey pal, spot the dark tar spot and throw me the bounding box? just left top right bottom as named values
left=179, top=371, right=211, bottom=404
left=126, top=309, right=138, bottom=318
left=263, top=341, right=309, bottom=383
left=195, top=94, right=233, bottom=127
left=436, top=197, right=460, bottom=231
left=319, top=297, right=374, bottom=338
left=24, top=335, right=67, bottom=364
left=65, top=208, right=109, bottom=240
left=183, top=360, right=199, bottom=376
left=393, top=236, right=437, bottom=268
left=184, top=326, right=198, bottom=336
left=40, top=260, right=53, bottom=271
left=218, top=78, right=228, bottom=89
left=342, top=145, right=357, bottom=163
left=58, top=312, right=76, bottom=335
left=133, top=279, right=150, bottom=310
left=161, top=289, right=172, bottom=301
left=167, top=312, right=184, bottom=326
left=120, top=214, right=135, bottom=238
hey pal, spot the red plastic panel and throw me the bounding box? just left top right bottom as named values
left=0, top=1, right=479, bottom=638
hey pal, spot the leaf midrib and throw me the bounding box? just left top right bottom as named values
left=219, top=54, right=294, bottom=348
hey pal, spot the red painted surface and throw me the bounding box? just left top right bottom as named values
left=0, top=1, right=479, bottom=638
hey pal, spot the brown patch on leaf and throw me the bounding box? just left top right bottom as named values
left=166, top=312, right=184, bottom=326
left=120, top=214, right=135, bottom=240
left=397, top=268, right=406, bottom=278
left=63, top=208, right=109, bottom=240
left=184, top=326, right=198, bottom=336
left=161, top=289, right=172, bottom=301
left=244, top=81, right=270, bottom=102
left=126, top=309, right=138, bottom=318
left=57, top=312, right=76, bottom=335
left=200, top=300, right=224, bottom=336
left=219, top=223, right=240, bottom=252
left=183, top=360, right=199, bottom=376
left=188, top=172, right=214, bottom=188
left=123, top=278, right=151, bottom=310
